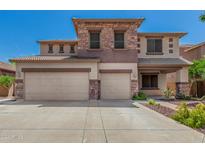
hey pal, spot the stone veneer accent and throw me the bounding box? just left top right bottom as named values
left=15, top=79, right=24, bottom=99
left=176, top=82, right=190, bottom=96
left=89, top=80, right=100, bottom=100
left=76, top=22, right=139, bottom=63
left=131, top=80, right=138, bottom=96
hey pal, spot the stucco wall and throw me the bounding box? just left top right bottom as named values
left=16, top=62, right=98, bottom=80
left=138, top=36, right=180, bottom=58
left=176, top=67, right=189, bottom=82
left=40, top=43, right=77, bottom=56
left=16, top=62, right=138, bottom=80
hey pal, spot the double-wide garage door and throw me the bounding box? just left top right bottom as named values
left=25, top=72, right=89, bottom=101
left=101, top=73, right=131, bottom=99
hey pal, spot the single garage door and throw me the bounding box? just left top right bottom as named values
left=25, top=72, right=89, bottom=100
left=101, top=73, right=131, bottom=99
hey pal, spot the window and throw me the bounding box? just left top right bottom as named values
left=59, top=44, right=64, bottom=53
left=90, top=32, right=100, bottom=49
left=114, top=32, right=124, bottom=49
left=137, top=49, right=140, bottom=53
left=169, top=49, right=173, bottom=53
left=142, top=75, right=158, bottom=89
left=137, top=38, right=140, bottom=42
left=137, top=43, right=140, bottom=48
left=147, top=39, right=162, bottom=53
left=70, top=45, right=75, bottom=53
left=48, top=44, right=53, bottom=53
left=169, top=44, right=173, bottom=48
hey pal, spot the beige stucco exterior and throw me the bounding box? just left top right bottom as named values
left=16, top=62, right=98, bottom=80
left=138, top=36, right=180, bottom=58
left=11, top=18, right=190, bottom=100
left=40, top=43, right=77, bottom=56
left=176, top=66, right=189, bottom=82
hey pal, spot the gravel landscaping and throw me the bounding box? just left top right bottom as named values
left=141, top=103, right=175, bottom=118
left=167, top=100, right=205, bottom=107
left=141, top=103, right=205, bottom=135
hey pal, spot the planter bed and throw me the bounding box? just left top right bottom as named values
left=141, top=103, right=175, bottom=118
left=141, top=103, right=205, bottom=134
left=168, top=100, right=205, bottom=108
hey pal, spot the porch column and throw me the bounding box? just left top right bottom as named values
left=176, top=67, right=190, bottom=96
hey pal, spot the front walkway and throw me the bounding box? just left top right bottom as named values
left=0, top=100, right=204, bottom=143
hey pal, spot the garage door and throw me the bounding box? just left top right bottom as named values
left=101, top=73, right=131, bottom=99
left=25, top=72, right=89, bottom=100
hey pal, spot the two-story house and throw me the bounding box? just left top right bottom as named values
left=10, top=18, right=191, bottom=101
left=180, top=42, right=205, bottom=61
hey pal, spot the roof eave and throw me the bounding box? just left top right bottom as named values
left=138, top=32, right=187, bottom=38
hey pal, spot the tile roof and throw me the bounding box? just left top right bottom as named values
left=138, top=57, right=192, bottom=66
left=138, top=32, right=187, bottom=38
left=10, top=55, right=100, bottom=63
left=37, top=40, right=78, bottom=44
left=0, top=62, right=16, bottom=72
left=184, top=41, right=205, bottom=52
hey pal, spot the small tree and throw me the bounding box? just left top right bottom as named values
left=200, top=12, right=205, bottom=22
left=0, top=75, right=15, bottom=90
left=189, top=59, right=205, bottom=97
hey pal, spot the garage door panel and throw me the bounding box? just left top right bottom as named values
left=25, top=72, right=89, bottom=101
left=101, top=73, right=130, bottom=99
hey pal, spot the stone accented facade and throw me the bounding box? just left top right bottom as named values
left=89, top=80, right=100, bottom=100
left=76, top=22, right=139, bottom=63
left=15, top=79, right=24, bottom=99
left=176, top=82, right=190, bottom=96
left=131, top=80, right=138, bottom=96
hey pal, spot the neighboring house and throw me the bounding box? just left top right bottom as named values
left=0, top=61, right=15, bottom=76
left=0, top=62, right=15, bottom=97
left=181, top=42, right=205, bottom=97
left=167, top=42, right=205, bottom=97
left=180, top=42, right=205, bottom=61
left=10, top=18, right=191, bottom=101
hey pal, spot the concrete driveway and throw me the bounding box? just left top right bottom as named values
left=0, top=100, right=204, bottom=143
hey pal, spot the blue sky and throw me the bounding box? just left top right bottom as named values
left=0, top=10, right=204, bottom=62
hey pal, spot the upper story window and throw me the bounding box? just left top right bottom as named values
left=59, top=44, right=64, bottom=53
left=147, top=39, right=162, bottom=54
left=48, top=44, right=53, bottom=53
left=90, top=32, right=100, bottom=49
left=114, top=32, right=124, bottom=49
left=70, top=45, right=75, bottom=53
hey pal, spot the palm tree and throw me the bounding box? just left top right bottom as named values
left=200, top=12, right=205, bottom=22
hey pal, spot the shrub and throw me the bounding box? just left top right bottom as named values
left=172, top=102, right=190, bottom=122
left=163, top=88, right=174, bottom=99
left=132, top=91, right=147, bottom=100
left=147, top=99, right=159, bottom=106
left=0, top=75, right=15, bottom=89
left=172, top=102, right=205, bottom=128
left=176, top=93, right=191, bottom=100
